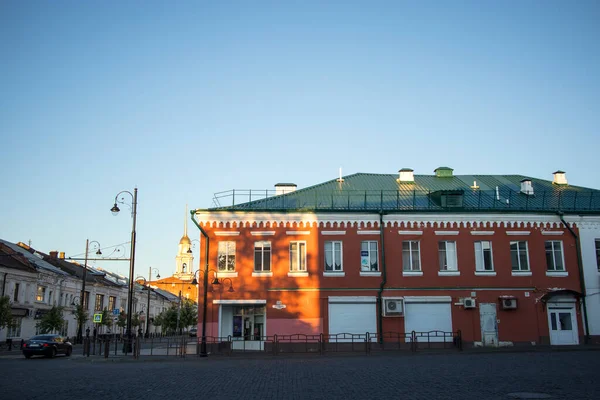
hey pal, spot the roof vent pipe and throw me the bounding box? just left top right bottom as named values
left=397, top=168, right=414, bottom=183
left=553, top=171, right=568, bottom=186
left=275, top=183, right=297, bottom=195
left=520, top=179, right=534, bottom=195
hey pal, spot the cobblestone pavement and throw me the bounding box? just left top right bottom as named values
left=1, top=351, right=598, bottom=400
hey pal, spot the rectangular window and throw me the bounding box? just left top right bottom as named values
left=289, top=241, right=307, bottom=272
left=95, top=294, right=104, bottom=311
left=474, top=241, right=494, bottom=271
left=595, top=239, right=600, bottom=271
left=217, top=241, right=236, bottom=272
left=324, top=241, right=343, bottom=271
left=402, top=241, right=421, bottom=271
left=13, top=283, right=19, bottom=302
left=510, top=241, right=530, bottom=271
left=7, top=317, right=22, bottom=338
left=108, top=296, right=116, bottom=312
left=360, top=241, right=379, bottom=271
left=83, top=291, right=90, bottom=310
left=254, top=241, right=272, bottom=272
left=545, top=241, right=564, bottom=271
left=438, top=241, right=458, bottom=271
left=36, top=286, right=46, bottom=302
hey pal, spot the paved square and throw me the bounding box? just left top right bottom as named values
left=1, top=351, right=598, bottom=400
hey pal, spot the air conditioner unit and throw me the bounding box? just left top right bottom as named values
left=502, top=298, right=518, bottom=310
left=383, top=298, right=404, bottom=317
left=463, top=297, right=476, bottom=309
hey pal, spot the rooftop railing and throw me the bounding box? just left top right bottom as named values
left=210, top=188, right=600, bottom=213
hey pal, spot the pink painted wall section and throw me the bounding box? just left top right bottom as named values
left=268, top=318, right=323, bottom=336
left=197, top=322, right=220, bottom=338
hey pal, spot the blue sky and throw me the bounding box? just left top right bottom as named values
left=1, top=1, right=599, bottom=279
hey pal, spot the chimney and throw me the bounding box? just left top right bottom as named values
left=59, top=252, right=65, bottom=259
left=552, top=170, right=568, bottom=186
left=520, top=179, right=534, bottom=195
left=397, top=168, right=414, bottom=183
left=275, top=183, right=297, bottom=195
left=434, top=166, right=454, bottom=178
left=49, top=251, right=58, bottom=258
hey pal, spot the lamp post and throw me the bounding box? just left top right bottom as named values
left=77, top=240, right=102, bottom=344
left=189, top=212, right=212, bottom=357
left=110, top=188, right=138, bottom=353
left=137, top=268, right=160, bottom=338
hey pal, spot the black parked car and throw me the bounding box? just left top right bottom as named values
left=22, top=334, right=72, bottom=359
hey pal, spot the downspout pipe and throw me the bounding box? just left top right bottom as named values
left=558, top=212, right=590, bottom=344
left=377, top=212, right=387, bottom=344
left=190, top=210, right=210, bottom=357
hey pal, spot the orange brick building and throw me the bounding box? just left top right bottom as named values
left=190, top=168, right=599, bottom=348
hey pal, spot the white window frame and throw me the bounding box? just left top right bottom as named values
left=474, top=241, right=494, bottom=272
left=545, top=240, right=565, bottom=271
left=7, top=317, right=22, bottom=337
left=95, top=294, right=104, bottom=311
left=360, top=241, right=379, bottom=272
left=289, top=241, right=307, bottom=272
left=254, top=241, right=272, bottom=272
left=510, top=241, right=530, bottom=271
left=402, top=241, right=421, bottom=271
left=13, top=283, right=20, bottom=303
left=438, top=241, right=458, bottom=271
left=324, top=241, right=343, bottom=272
left=35, top=286, right=46, bottom=303
left=217, top=241, right=236, bottom=272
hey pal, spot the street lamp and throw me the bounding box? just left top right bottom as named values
left=110, top=188, right=138, bottom=353
left=189, top=212, right=212, bottom=357
left=77, top=240, right=101, bottom=344
left=137, top=267, right=160, bottom=338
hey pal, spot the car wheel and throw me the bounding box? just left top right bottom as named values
left=65, top=347, right=72, bottom=357
left=24, top=353, right=32, bottom=359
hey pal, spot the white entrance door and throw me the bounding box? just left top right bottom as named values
left=479, top=303, right=498, bottom=347
left=548, top=307, right=579, bottom=345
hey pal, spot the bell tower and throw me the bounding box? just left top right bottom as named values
left=174, top=205, right=194, bottom=280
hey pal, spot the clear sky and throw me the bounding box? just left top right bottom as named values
left=1, top=1, right=599, bottom=279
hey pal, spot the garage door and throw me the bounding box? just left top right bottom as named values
left=328, top=297, right=376, bottom=340
left=404, top=298, right=452, bottom=342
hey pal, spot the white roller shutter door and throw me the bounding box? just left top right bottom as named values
left=404, top=297, right=452, bottom=342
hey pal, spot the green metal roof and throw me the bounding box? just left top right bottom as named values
left=207, top=173, right=600, bottom=213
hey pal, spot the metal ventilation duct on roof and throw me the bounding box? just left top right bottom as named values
left=520, top=179, right=534, bottom=195
left=397, top=168, right=414, bottom=183
left=553, top=171, right=568, bottom=185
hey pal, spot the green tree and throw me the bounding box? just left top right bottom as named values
left=71, top=304, right=88, bottom=334
left=116, top=312, right=127, bottom=330
left=154, top=307, right=178, bottom=334
left=179, top=299, right=198, bottom=331
left=0, top=296, right=13, bottom=331
left=131, top=312, right=140, bottom=329
left=100, top=308, right=113, bottom=332
left=36, top=306, right=65, bottom=334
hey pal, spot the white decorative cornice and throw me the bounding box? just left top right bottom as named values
left=506, top=231, right=531, bottom=236
left=215, top=231, right=240, bottom=236
left=398, top=230, right=423, bottom=235
left=321, top=231, right=346, bottom=235
left=435, top=231, right=459, bottom=236
left=250, top=231, right=275, bottom=236
left=541, top=231, right=564, bottom=236
left=357, top=230, right=380, bottom=235
left=193, top=211, right=588, bottom=230
left=470, top=231, right=495, bottom=236
left=286, top=231, right=310, bottom=235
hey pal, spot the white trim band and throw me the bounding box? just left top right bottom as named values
left=541, top=231, right=564, bottom=236
left=286, top=231, right=310, bottom=235
left=506, top=231, right=531, bottom=236
left=321, top=231, right=346, bottom=235
left=250, top=231, right=275, bottom=236
left=471, top=231, right=495, bottom=236
left=357, top=230, right=380, bottom=235
left=435, top=231, right=459, bottom=236
left=215, top=232, right=240, bottom=236
left=398, top=231, right=423, bottom=235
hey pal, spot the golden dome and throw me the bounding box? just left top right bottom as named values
left=179, top=235, right=191, bottom=245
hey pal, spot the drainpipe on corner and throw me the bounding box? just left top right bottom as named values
left=558, top=212, right=590, bottom=344
left=377, top=212, right=387, bottom=344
